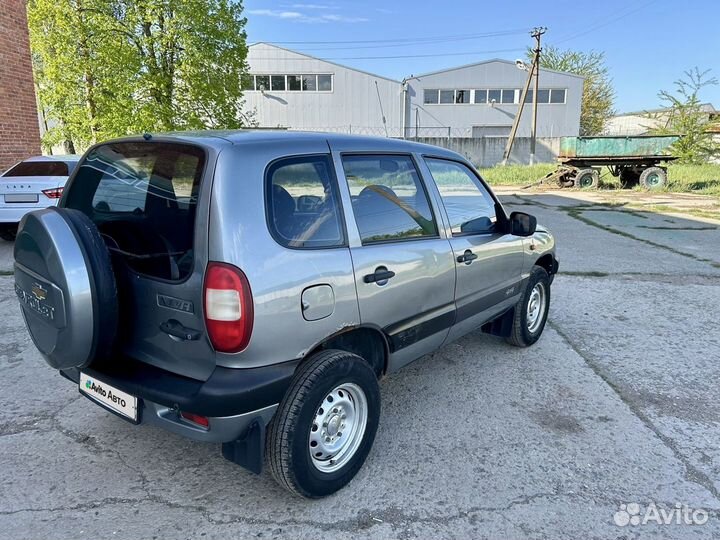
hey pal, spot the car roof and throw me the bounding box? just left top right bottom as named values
left=109, top=130, right=466, bottom=161
left=22, top=155, right=82, bottom=162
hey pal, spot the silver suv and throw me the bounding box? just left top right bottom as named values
left=14, top=132, right=557, bottom=498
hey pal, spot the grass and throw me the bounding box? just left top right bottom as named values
left=479, top=162, right=720, bottom=196
left=478, top=164, right=556, bottom=185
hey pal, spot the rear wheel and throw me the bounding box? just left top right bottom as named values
left=506, top=266, right=551, bottom=347
left=266, top=349, right=380, bottom=498
left=639, top=166, right=667, bottom=189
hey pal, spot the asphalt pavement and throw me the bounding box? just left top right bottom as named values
left=1, top=191, right=720, bottom=539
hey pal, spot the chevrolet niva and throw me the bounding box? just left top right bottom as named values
left=14, top=131, right=557, bottom=498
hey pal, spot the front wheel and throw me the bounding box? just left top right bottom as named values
left=266, top=349, right=381, bottom=498
left=506, top=266, right=551, bottom=347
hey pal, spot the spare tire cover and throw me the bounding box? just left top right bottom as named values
left=14, top=207, right=118, bottom=369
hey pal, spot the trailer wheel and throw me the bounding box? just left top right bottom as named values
left=639, top=167, right=667, bottom=189
left=575, top=168, right=599, bottom=189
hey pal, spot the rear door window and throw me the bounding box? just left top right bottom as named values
left=64, top=142, right=205, bottom=280
left=342, top=155, right=437, bottom=244
left=3, top=161, right=69, bottom=177
left=266, top=155, right=345, bottom=249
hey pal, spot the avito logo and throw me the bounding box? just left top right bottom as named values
left=85, top=379, right=127, bottom=408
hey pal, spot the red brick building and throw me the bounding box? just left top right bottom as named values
left=0, top=0, right=41, bottom=170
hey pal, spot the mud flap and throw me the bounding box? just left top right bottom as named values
left=221, top=419, right=265, bottom=474
left=481, top=307, right=515, bottom=338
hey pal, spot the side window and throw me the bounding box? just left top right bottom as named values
left=424, top=158, right=497, bottom=235
left=342, top=155, right=437, bottom=244
left=266, top=155, right=344, bottom=249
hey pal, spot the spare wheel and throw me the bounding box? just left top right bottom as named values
left=13, top=207, right=118, bottom=369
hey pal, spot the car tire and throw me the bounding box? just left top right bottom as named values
left=506, top=265, right=551, bottom=347
left=266, top=349, right=381, bottom=498
left=639, top=166, right=667, bottom=189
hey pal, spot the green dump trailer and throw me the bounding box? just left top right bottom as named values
left=545, top=135, right=680, bottom=189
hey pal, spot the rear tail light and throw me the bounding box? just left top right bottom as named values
left=203, top=262, right=253, bottom=353
left=42, top=187, right=64, bottom=199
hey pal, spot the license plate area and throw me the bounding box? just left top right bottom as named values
left=4, top=193, right=39, bottom=203
left=79, top=372, right=139, bottom=423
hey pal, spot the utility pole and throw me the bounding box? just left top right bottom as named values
left=501, top=27, right=546, bottom=166
left=529, top=27, right=546, bottom=165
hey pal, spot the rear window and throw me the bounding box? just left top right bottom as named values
left=3, top=160, right=71, bottom=177
left=65, top=142, right=205, bottom=281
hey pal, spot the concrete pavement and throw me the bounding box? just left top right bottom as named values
left=1, top=191, right=719, bottom=539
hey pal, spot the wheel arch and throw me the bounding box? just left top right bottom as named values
left=302, top=325, right=390, bottom=379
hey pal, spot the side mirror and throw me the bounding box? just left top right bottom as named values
left=509, top=211, right=537, bottom=237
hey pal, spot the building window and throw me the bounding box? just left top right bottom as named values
left=455, top=90, right=470, bottom=104
left=439, top=90, right=454, bottom=104
left=424, top=89, right=439, bottom=104
left=550, top=89, right=566, bottom=104
left=302, top=75, right=317, bottom=91
left=537, top=89, right=550, bottom=104
left=270, top=75, right=286, bottom=91
left=318, top=74, right=332, bottom=91
left=255, top=75, right=270, bottom=91
left=287, top=75, right=302, bottom=91
left=488, top=89, right=502, bottom=103
left=473, top=89, right=487, bottom=103
left=501, top=89, right=516, bottom=104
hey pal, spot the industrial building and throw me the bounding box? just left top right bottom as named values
left=243, top=42, right=584, bottom=140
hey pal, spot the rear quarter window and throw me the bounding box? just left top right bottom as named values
left=266, top=155, right=345, bottom=249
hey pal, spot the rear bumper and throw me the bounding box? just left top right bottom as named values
left=0, top=202, right=59, bottom=224
left=60, top=357, right=299, bottom=443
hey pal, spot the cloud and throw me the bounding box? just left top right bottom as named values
left=248, top=8, right=368, bottom=23
left=287, top=3, right=337, bottom=8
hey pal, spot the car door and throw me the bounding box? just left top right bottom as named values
left=421, top=157, right=525, bottom=344
left=332, top=151, right=456, bottom=373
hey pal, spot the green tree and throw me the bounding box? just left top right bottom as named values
left=28, top=0, right=252, bottom=152
left=529, top=46, right=615, bottom=136
left=650, top=68, right=719, bottom=163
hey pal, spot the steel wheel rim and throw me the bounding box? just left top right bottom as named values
left=309, top=382, right=368, bottom=473
left=647, top=173, right=660, bottom=186
left=579, top=175, right=592, bottom=188
left=526, top=282, right=547, bottom=334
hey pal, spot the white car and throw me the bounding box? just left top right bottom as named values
left=0, top=155, right=80, bottom=240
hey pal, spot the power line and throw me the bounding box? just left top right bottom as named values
left=252, top=28, right=531, bottom=46
left=248, top=47, right=526, bottom=61
left=552, top=0, right=659, bottom=44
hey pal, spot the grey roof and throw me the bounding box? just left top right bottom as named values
left=248, top=42, right=402, bottom=84
left=407, top=58, right=586, bottom=80
left=113, top=130, right=463, bottom=160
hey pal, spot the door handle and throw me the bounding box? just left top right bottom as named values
left=457, top=250, right=478, bottom=264
left=160, top=319, right=201, bottom=341
left=363, top=267, right=396, bottom=284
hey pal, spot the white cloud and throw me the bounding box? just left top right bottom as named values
left=321, top=14, right=369, bottom=22
left=248, top=8, right=368, bottom=23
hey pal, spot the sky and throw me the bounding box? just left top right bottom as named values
left=243, top=0, right=720, bottom=113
